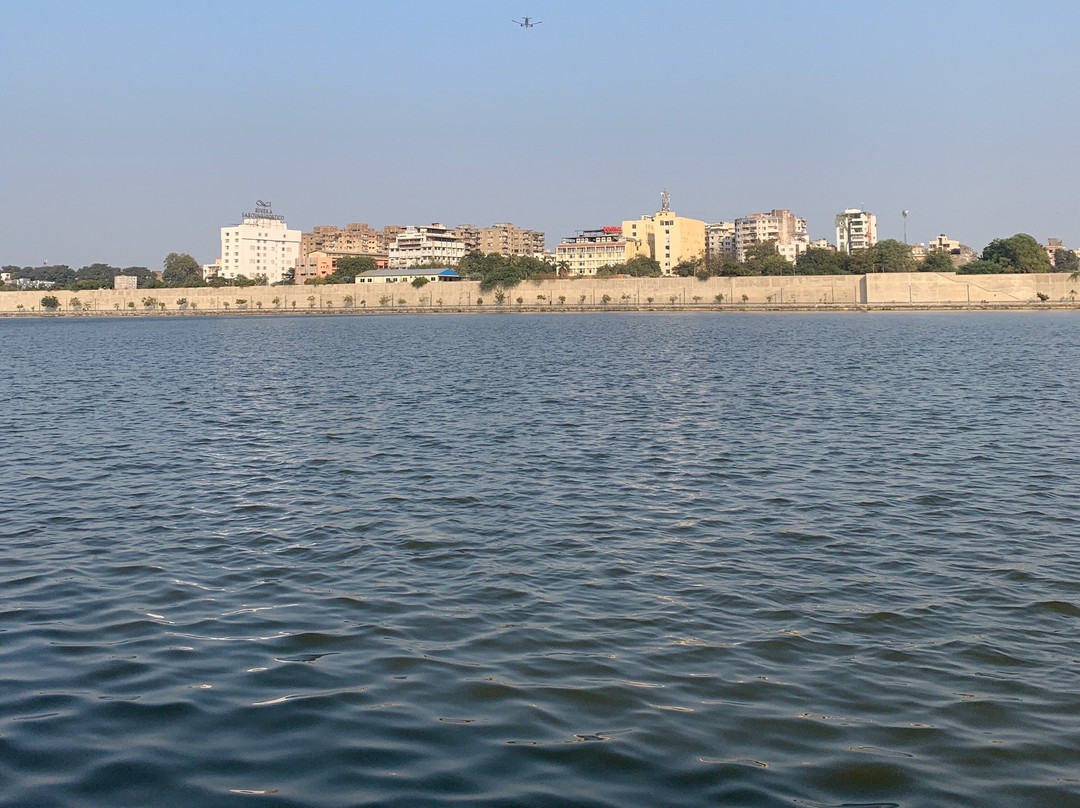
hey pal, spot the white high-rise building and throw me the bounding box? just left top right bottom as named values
left=835, top=209, right=877, bottom=254
left=218, top=201, right=301, bottom=285
left=388, top=224, right=467, bottom=268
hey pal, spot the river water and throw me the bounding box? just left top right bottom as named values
left=2, top=312, right=1078, bottom=807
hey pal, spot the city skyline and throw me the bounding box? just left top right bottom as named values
left=4, top=0, right=1079, bottom=269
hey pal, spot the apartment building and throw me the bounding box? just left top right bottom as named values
left=734, top=209, right=809, bottom=263
left=556, top=227, right=638, bottom=276
left=479, top=223, right=546, bottom=257
left=388, top=224, right=467, bottom=268
left=453, top=225, right=482, bottom=253
left=294, top=251, right=336, bottom=285
left=218, top=202, right=301, bottom=285
left=298, top=222, right=401, bottom=267
left=705, top=222, right=736, bottom=262
left=835, top=209, right=877, bottom=254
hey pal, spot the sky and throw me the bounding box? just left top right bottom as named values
left=3, top=0, right=1079, bottom=269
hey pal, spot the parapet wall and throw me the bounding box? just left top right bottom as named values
left=1, top=272, right=1076, bottom=314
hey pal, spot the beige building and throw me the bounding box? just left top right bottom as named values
left=835, top=209, right=877, bottom=255
left=218, top=202, right=301, bottom=285
left=298, top=222, right=396, bottom=269
left=301, top=223, right=380, bottom=256
left=556, top=227, right=638, bottom=276
left=928, top=234, right=960, bottom=253
left=388, top=224, right=467, bottom=268
left=479, top=223, right=546, bottom=257
left=114, top=275, right=137, bottom=290
left=621, top=193, right=706, bottom=275
left=453, top=225, right=482, bottom=253
left=734, top=209, right=809, bottom=263
left=705, top=222, right=736, bottom=261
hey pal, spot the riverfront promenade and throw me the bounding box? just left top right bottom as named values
left=2, top=272, right=1078, bottom=315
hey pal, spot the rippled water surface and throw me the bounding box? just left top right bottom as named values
left=2, top=312, right=1079, bottom=808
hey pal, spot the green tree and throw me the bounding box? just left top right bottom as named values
left=920, top=250, right=955, bottom=272
left=331, top=256, right=377, bottom=283
left=871, top=239, right=917, bottom=273
left=980, top=234, right=1052, bottom=273
left=16, top=265, right=76, bottom=287
left=844, top=249, right=874, bottom=275
left=1053, top=248, right=1078, bottom=274
left=40, top=295, right=60, bottom=310
left=958, top=259, right=1013, bottom=275
left=74, top=263, right=121, bottom=289
left=673, top=258, right=702, bottom=277
left=796, top=248, right=848, bottom=275
left=163, top=253, right=203, bottom=287
left=411, top=276, right=430, bottom=288
left=624, top=256, right=662, bottom=277
left=715, top=258, right=752, bottom=276
left=744, top=241, right=791, bottom=275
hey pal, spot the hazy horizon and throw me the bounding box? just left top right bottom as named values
left=4, top=0, right=1078, bottom=270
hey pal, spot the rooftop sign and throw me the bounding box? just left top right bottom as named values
left=243, top=200, right=284, bottom=221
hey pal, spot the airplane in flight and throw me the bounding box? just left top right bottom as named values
left=513, top=17, right=542, bottom=28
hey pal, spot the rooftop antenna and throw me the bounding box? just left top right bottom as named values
left=902, top=209, right=909, bottom=244
left=661, top=189, right=670, bottom=213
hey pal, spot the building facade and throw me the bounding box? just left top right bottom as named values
left=453, top=225, right=482, bottom=253
left=356, top=267, right=461, bottom=284
left=218, top=202, right=301, bottom=285
left=621, top=194, right=706, bottom=275
left=835, top=209, right=877, bottom=255
left=301, top=223, right=380, bottom=257
left=298, top=222, right=397, bottom=269
left=479, top=223, right=546, bottom=257
left=556, top=227, right=637, bottom=276
left=705, top=222, right=737, bottom=262
left=928, top=234, right=960, bottom=253
left=294, top=251, right=336, bottom=285
left=734, top=209, right=809, bottom=263
left=388, top=224, right=467, bottom=268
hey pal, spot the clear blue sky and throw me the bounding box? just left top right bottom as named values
left=3, top=0, right=1078, bottom=269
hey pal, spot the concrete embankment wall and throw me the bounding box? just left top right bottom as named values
left=1, top=272, right=1076, bottom=314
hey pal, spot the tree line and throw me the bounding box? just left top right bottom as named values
left=663, top=234, right=1076, bottom=279
left=0, top=253, right=268, bottom=291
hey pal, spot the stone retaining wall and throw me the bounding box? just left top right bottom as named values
left=1, top=273, right=1076, bottom=315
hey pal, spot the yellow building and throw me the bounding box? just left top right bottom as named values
left=621, top=192, right=705, bottom=275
